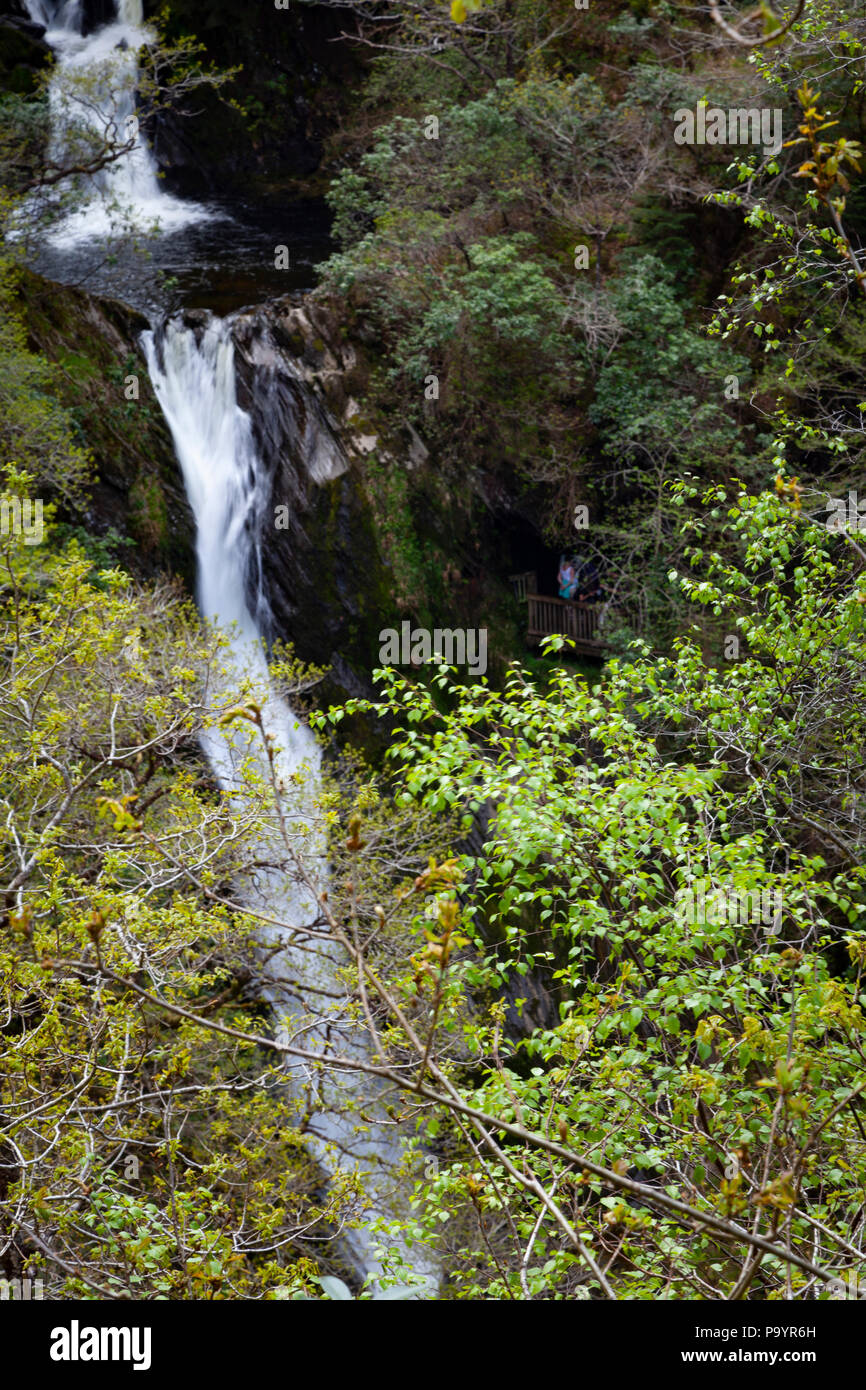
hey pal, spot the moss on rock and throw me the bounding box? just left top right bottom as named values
left=14, top=268, right=196, bottom=585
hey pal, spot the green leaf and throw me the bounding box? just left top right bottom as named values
left=319, top=1276, right=354, bottom=1301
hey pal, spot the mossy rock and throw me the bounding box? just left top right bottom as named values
left=15, top=269, right=196, bottom=587
left=0, top=20, right=51, bottom=94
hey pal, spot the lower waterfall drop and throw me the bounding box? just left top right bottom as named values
left=142, top=314, right=438, bottom=1298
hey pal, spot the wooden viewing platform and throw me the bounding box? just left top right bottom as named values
left=508, top=571, right=537, bottom=602
left=527, top=593, right=607, bottom=656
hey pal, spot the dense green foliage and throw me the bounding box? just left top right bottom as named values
left=317, top=0, right=866, bottom=643
left=320, top=484, right=866, bottom=1298
left=3, top=0, right=866, bottom=1302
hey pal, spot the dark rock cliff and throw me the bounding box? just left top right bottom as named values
left=145, top=0, right=360, bottom=199
left=229, top=297, right=398, bottom=704
left=0, top=2, right=51, bottom=93
left=15, top=270, right=196, bottom=586
left=16, top=273, right=412, bottom=709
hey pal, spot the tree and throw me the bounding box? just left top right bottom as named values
left=574, top=255, right=751, bottom=641
left=0, top=15, right=237, bottom=245
left=0, top=242, right=96, bottom=509
left=0, top=528, right=448, bottom=1298
left=312, top=482, right=866, bottom=1298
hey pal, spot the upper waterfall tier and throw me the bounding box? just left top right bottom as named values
left=23, top=0, right=209, bottom=244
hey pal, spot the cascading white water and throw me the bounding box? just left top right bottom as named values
left=24, top=0, right=208, bottom=243
left=142, top=316, right=438, bottom=1297
left=24, top=0, right=436, bottom=1298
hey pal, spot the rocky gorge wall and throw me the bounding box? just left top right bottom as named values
left=0, top=1, right=51, bottom=93
left=0, top=0, right=357, bottom=193
left=13, top=269, right=197, bottom=585
left=145, top=0, right=359, bottom=199
left=230, top=296, right=402, bottom=703
left=15, top=268, right=425, bottom=709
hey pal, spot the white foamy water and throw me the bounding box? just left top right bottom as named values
left=24, top=0, right=209, bottom=244
left=142, top=315, right=438, bottom=1297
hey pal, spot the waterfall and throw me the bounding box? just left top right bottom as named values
left=142, top=316, right=438, bottom=1298
left=23, top=0, right=208, bottom=244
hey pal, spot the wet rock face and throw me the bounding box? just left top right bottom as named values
left=142, top=0, right=354, bottom=197
left=0, top=7, right=51, bottom=91
left=80, top=0, right=114, bottom=34
left=229, top=300, right=394, bottom=703
left=0, top=0, right=36, bottom=19
left=19, top=271, right=196, bottom=588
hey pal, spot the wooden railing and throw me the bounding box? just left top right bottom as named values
left=508, top=571, right=537, bottom=603
left=527, top=594, right=606, bottom=653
